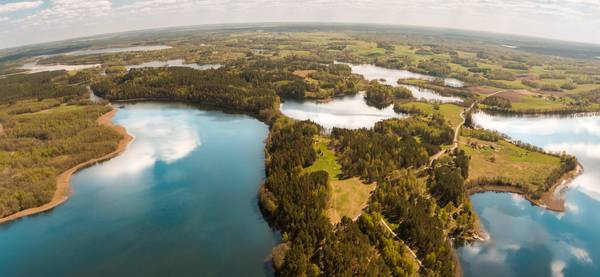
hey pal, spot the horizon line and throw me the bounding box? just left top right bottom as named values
left=2, top=21, right=600, bottom=53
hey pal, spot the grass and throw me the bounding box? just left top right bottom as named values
left=460, top=136, right=562, bottom=192
left=396, top=101, right=464, bottom=128
left=304, top=137, right=342, bottom=180
left=509, top=95, right=567, bottom=111
left=480, top=90, right=571, bottom=112
left=327, top=177, right=376, bottom=224
left=305, top=136, right=375, bottom=224
left=494, top=79, right=527, bottom=89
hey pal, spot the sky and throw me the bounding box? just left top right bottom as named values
left=0, top=0, right=600, bottom=49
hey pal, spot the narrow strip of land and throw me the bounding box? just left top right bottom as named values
left=0, top=107, right=133, bottom=225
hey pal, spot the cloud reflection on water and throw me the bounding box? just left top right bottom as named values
left=461, top=112, right=600, bottom=276
left=90, top=105, right=201, bottom=177
left=280, top=92, right=404, bottom=130
left=473, top=112, right=600, bottom=202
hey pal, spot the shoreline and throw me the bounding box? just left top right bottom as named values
left=480, top=107, right=600, bottom=117
left=465, top=163, right=582, bottom=243
left=467, top=163, right=583, bottom=214
left=0, top=106, right=133, bottom=225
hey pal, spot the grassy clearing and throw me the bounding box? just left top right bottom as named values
left=328, top=177, right=376, bottom=224
left=509, top=95, right=566, bottom=111
left=495, top=79, right=528, bottom=89
left=460, top=136, right=562, bottom=192
left=565, top=84, right=600, bottom=94
left=305, top=137, right=342, bottom=180
left=491, top=90, right=569, bottom=111
left=305, top=137, right=375, bottom=224
left=395, top=101, right=464, bottom=128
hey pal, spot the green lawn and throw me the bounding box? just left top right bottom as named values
left=396, top=101, right=464, bottom=128
left=460, top=136, right=562, bottom=192
left=305, top=136, right=375, bottom=224
left=304, top=137, right=342, bottom=180
left=509, top=95, right=567, bottom=111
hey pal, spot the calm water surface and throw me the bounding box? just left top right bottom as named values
left=0, top=102, right=277, bottom=277
left=126, top=59, right=221, bottom=70
left=18, top=45, right=173, bottom=73
left=66, top=45, right=172, bottom=56
left=459, top=112, right=600, bottom=277
left=280, top=92, right=404, bottom=129
left=402, top=84, right=462, bottom=103
left=339, top=62, right=464, bottom=103
left=19, top=61, right=101, bottom=73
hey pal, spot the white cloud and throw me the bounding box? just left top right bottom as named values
left=551, top=260, right=566, bottom=277
left=569, top=173, right=600, bottom=202
left=569, top=246, right=593, bottom=263
left=565, top=202, right=580, bottom=214
left=2, top=0, right=600, bottom=48
left=118, top=0, right=195, bottom=12
left=0, top=1, right=43, bottom=14
left=511, top=194, right=526, bottom=206
left=19, top=0, right=112, bottom=26
left=545, top=143, right=600, bottom=159
left=93, top=107, right=201, bottom=176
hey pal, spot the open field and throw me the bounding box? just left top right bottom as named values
left=395, top=101, right=464, bottom=127
left=304, top=137, right=375, bottom=224
left=460, top=136, right=561, bottom=192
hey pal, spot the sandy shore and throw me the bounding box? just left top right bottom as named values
left=0, top=107, right=133, bottom=225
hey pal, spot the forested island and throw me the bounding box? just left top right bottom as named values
left=1, top=25, right=597, bottom=276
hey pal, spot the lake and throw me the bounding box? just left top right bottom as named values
left=402, top=84, right=462, bottom=103
left=0, top=103, right=277, bottom=277
left=339, top=62, right=465, bottom=96
left=126, top=59, right=221, bottom=70
left=17, top=45, right=173, bottom=74
left=19, top=58, right=219, bottom=75
left=19, top=61, right=101, bottom=73
left=280, top=92, right=405, bottom=130
left=66, top=45, right=172, bottom=56
left=459, top=112, right=600, bottom=277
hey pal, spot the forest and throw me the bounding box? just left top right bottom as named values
left=91, top=66, right=281, bottom=122
left=0, top=71, right=122, bottom=217
left=365, top=81, right=412, bottom=108
left=2, top=28, right=598, bottom=276
left=259, top=110, right=475, bottom=276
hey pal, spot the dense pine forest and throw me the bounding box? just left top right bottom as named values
left=259, top=113, right=475, bottom=276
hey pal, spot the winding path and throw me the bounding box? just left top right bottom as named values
left=429, top=90, right=502, bottom=166
left=379, top=219, right=424, bottom=268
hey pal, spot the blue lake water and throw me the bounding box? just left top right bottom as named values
left=280, top=92, right=405, bottom=130
left=0, top=102, right=277, bottom=277
left=125, top=59, right=221, bottom=70
left=338, top=62, right=464, bottom=102
left=459, top=112, right=600, bottom=277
